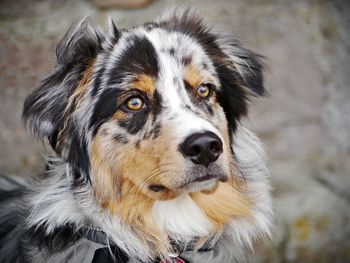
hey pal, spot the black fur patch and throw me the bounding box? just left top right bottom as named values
left=183, top=79, right=192, bottom=91
left=67, top=127, right=90, bottom=181
left=107, top=35, right=159, bottom=86
left=182, top=55, right=192, bottom=66
left=91, top=25, right=121, bottom=96
left=113, top=133, right=129, bottom=144
left=216, top=66, right=248, bottom=131
left=144, top=22, right=158, bottom=31
left=90, top=88, right=121, bottom=135
left=151, top=123, right=161, bottom=139
left=143, top=122, right=161, bottom=140
left=109, top=20, right=121, bottom=46
left=92, top=65, right=106, bottom=96
left=169, top=47, right=175, bottom=55
left=92, top=246, right=129, bottom=263
left=151, top=90, right=163, bottom=121
left=29, top=223, right=81, bottom=252
left=118, top=109, right=149, bottom=135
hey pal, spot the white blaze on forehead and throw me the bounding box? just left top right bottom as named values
left=144, top=29, right=222, bottom=142
left=172, top=109, right=224, bottom=141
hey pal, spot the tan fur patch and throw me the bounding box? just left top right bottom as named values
left=67, top=59, right=95, bottom=112
left=107, top=179, right=168, bottom=253
left=132, top=74, right=155, bottom=94
left=112, top=110, right=128, bottom=121
left=191, top=180, right=250, bottom=230
left=90, top=132, right=120, bottom=205
left=184, top=65, right=203, bottom=89
left=116, top=124, right=184, bottom=200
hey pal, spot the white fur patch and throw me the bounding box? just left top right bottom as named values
left=152, top=194, right=214, bottom=239
left=183, top=178, right=217, bottom=193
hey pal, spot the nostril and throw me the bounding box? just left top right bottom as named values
left=209, top=141, right=221, bottom=153
left=189, top=145, right=201, bottom=157
left=209, top=142, right=219, bottom=153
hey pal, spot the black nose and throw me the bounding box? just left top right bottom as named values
left=179, top=131, right=223, bottom=167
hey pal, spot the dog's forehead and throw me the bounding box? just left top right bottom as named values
left=144, top=28, right=211, bottom=67
left=104, top=27, right=218, bottom=89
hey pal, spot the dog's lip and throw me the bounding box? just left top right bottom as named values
left=177, top=173, right=227, bottom=189
left=192, top=173, right=222, bottom=183
left=148, top=173, right=227, bottom=192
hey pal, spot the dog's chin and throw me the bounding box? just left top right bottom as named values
left=182, top=178, right=220, bottom=193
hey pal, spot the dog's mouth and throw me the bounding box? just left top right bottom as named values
left=176, top=172, right=227, bottom=189
left=178, top=172, right=227, bottom=193
left=149, top=165, right=227, bottom=194
left=187, top=172, right=227, bottom=184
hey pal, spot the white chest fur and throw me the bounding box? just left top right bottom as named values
left=152, top=194, right=214, bottom=240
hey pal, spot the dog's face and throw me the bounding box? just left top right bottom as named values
left=90, top=28, right=234, bottom=203
left=23, top=10, right=267, bottom=257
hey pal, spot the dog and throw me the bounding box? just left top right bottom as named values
left=0, top=8, right=273, bottom=263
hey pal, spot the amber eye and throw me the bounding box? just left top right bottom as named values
left=196, top=84, right=211, bottom=98
left=126, top=97, right=144, bottom=110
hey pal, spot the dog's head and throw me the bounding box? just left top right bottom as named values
left=23, top=9, right=270, bottom=259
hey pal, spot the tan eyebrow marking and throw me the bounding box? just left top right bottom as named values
left=132, top=74, right=155, bottom=94
left=184, top=65, right=203, bottom=89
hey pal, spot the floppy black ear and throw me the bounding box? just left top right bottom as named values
left=22, top=19, right=103, bottom=144
left=218, top=38, right=265, bottom=96
left=214, top=39, right=266, bottom=131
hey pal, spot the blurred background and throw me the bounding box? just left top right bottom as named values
left=0, top=0, right=349, bottom=262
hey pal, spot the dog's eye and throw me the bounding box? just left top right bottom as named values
left=126, top=97, right=144, bottom=111
left=196, top=83, right=212, bottom=98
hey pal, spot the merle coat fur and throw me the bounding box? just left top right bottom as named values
left=0, top=9, right=273, bottom=263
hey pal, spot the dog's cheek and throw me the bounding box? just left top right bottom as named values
left=118, top=124, right=184, bottom=200
left=88, top=111, right=138, bottom=206
left=89, top=127, right=122, bottom=207
left=88, top=119, right=174, bottom=207
left=88, top=124, right=171, bottom=252
left=91, top=136, right=168, bottom=253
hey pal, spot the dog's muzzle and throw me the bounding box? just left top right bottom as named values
left=149, top=131, right=226, bottom=194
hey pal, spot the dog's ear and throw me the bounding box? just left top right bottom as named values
left=218, top=39, right=265, bottom=96
left=214, top=38, right=266, bottom=131
left=22, top=18, right=103, bottom=145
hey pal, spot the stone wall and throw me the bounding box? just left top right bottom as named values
left=0, top=0, right=349, bottom=262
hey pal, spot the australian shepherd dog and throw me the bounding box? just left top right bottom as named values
left=0, top=8, right=273, bottom=263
